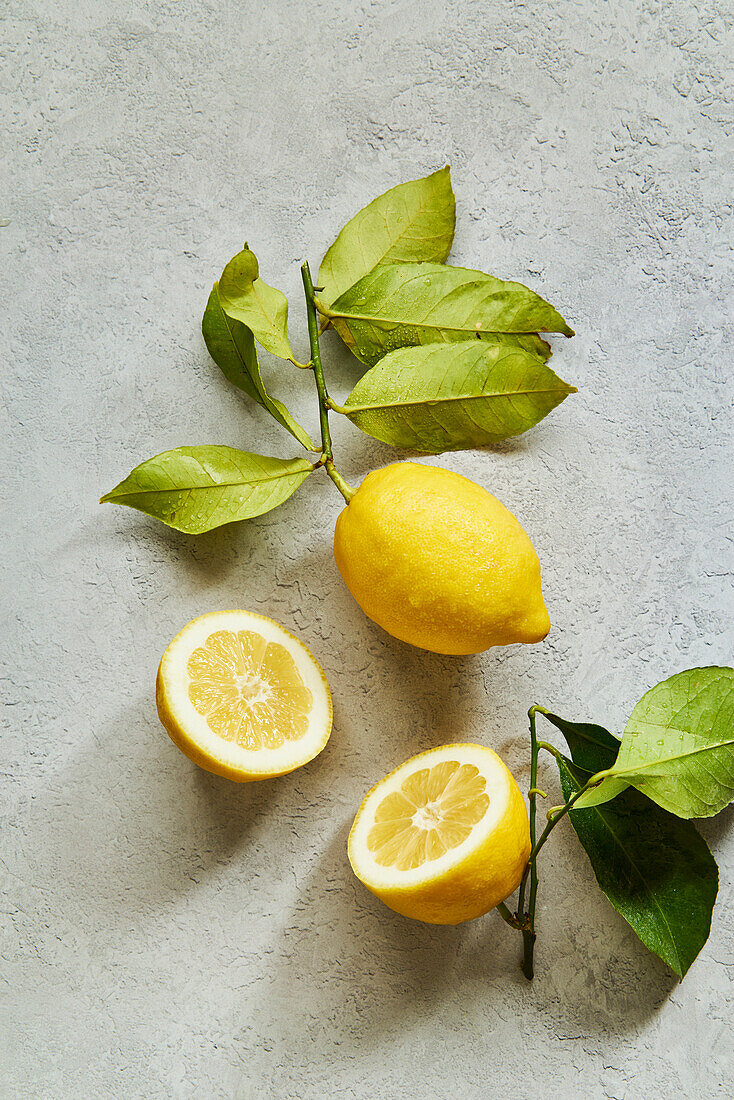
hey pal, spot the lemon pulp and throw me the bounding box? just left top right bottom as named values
left=187, top=629, right=312, bottom=749
left=367, top=761, right=490, bottom=871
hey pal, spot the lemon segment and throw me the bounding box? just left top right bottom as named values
left=156, top=611, right=332, bottom=781
left=349, top=743, right=530, bottom=924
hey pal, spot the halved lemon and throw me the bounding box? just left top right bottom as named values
left=156, top=611, right=332, bottom=781
left=348, top=743, right=530, bottom=924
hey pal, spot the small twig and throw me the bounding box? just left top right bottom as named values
left=301, top=262, right=355, bottom=504
left=496, top=901, right=523, bottom=930
left=511, top=706, right=603, bottom=979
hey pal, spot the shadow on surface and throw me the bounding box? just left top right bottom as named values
left=264, top=817, right=681, bottom=1048
left=124, top=511, right=275, bottom=582
left=267, top=823, right=484, bottom=1046
left=697, top=801, right=734, bottom=847
left=535, top=929, right=678, bottom=1036
left=31, top=699, right=305, bottom=915
left=30, top=700, right=683, bottom=1045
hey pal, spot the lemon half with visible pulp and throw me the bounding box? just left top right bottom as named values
left=156, top=610, right=332, bottom=781
left=348, top=743, right=530, bottom=924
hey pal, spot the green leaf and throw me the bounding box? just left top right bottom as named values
left=337, top=342, right=576, bottom=453
left=538, top=710, right=622, bottom=772
left=317, top=167, right=456, bottom=308
left=218, top=246, right=296, bottom=362
left=320, top=261, right=571, bottom=368
left=202, top=284, right=315, bottom=450
left=100, top=446, right=313, bottom=533
left=575, top=667, right=734, bottom=817
left=538, top=710, right=631, bottom=806
left=544, top=711, right=718, bottom=979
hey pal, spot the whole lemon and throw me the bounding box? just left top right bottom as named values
left=333, top=462, right=550, bottom=655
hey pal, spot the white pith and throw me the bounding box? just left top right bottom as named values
left=160, top=610, right=331, bottom=774
left=349, top=744, right=512, bottom=890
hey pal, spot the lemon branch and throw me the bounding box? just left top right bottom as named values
left=496, top=901, right=523, bottom=930
left=514, top=705, right=540, bottom=976
left=301, top=261, right=355, bottom=504
left=512, top=707, right=602, bottom=979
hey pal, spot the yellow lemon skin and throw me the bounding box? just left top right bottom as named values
left=333, top=462, right=550, bottom=655
left=349, top=744, right=531, bottom=925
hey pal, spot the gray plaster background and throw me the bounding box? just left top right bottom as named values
left=2, top=1, right=733, bottom=1097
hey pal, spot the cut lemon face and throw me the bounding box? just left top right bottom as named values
left=156, top=611, right=332, bottom=781
left=348, top=744, right=530, bottom=924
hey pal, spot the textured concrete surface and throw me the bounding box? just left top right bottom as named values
left=2, top=1, right=733, bottom=1096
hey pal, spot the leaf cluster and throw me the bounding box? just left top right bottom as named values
left=101, top=168, right=576, bottom=532
left=537, top=665, right=733, bottom=977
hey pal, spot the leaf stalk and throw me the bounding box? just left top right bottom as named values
left=314, top=297, right=335, bottom=319
left=301, top=261, right=355, bottom=504
left=496, top=901, right=523, bottom=930
left=511, top=706, right=603, bottom=980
